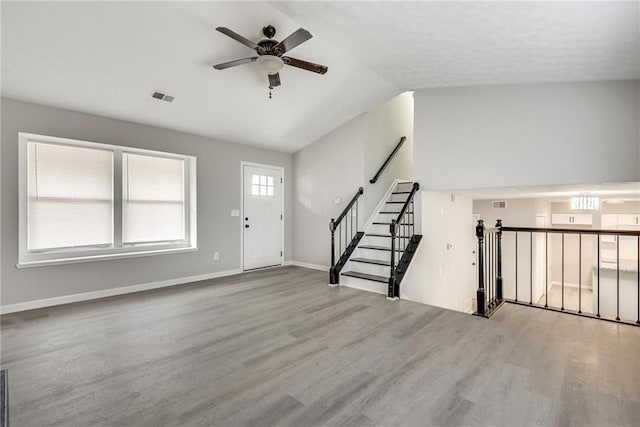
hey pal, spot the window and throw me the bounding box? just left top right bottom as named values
left=251, top=174, right=274, bottom=196
left=18, top=133, right=197, bottom=267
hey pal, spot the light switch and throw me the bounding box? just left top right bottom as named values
left=334, top=197, right=342, bottom=205
left=231, top=209, right=240, bottom=217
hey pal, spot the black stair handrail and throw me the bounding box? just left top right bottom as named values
left=369, top=136, right=406, bottom=184
left=329, top=187, right=364, bottom=285
left=388, top=182, right=420, bottom=299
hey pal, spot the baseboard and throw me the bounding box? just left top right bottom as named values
left=0, top=268, right=242, bottom=315
left=290, top=261, right=329, bottom=272
left=549, top=280, right=593, bottom=290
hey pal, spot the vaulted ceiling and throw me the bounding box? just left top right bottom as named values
left=2, top=1, right=639, bottom=153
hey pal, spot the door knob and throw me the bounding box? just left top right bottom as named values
left=245, top=224, right=250, bottom=228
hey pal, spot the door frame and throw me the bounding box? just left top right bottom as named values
left=240, top=161, right=285, bottom=272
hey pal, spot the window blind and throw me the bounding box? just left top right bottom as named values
left=122, top=153, right=185, bottom=244
left=27, top=142, right=113, bottom=251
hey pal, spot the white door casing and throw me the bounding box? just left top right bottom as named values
left=242, top=163, right=283, bottom=271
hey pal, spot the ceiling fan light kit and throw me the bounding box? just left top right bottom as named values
left=213, top=24, right=328, bottom=99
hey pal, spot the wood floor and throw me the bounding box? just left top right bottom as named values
left=2, top=266, right=640, bottom=426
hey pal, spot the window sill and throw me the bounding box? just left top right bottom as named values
left=16, top=246, right=198, bottom=269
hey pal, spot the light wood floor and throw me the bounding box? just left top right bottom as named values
left=2, top=266, right=640, bottom=426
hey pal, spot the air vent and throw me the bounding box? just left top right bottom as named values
left=492, top=200, right=507, bottom=209
left=151, top=91, right=175, bottom=103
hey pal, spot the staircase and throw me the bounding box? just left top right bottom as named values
left=339, top=181, right=422, bottom=298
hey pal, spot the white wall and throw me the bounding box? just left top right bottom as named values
left=292, top=115, right=365, bottom=268
left=414, top=80, right=640, bottom=190
left=401, top=192, right=476, bottom=312
left=292, top=92, right=414, bottom=268
left=1, top=98, right=293, bottom=306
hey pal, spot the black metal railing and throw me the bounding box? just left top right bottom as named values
left=388, top=182, right=421, bottom=299
left=369, top=136, right=406, bottom=184
left=329, top=187, right=364, bottom=285
left=475, top=219, right=640, bottom=326
left=475, top=220, right=504, bottom=317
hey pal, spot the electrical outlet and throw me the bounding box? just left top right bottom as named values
left=213, top=252, right=219, bottom=261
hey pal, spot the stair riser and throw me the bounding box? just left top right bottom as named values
left=340, top=275, right=387, bottom=295
left=354, top=248, right=396, bottom=261
left=347, top=262, right=392, bottom=277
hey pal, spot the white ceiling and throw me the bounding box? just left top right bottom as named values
left=2, top=1, right=639, bottom=153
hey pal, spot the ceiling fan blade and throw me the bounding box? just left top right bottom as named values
left=216, top=27, right=260, bottom=51
left=274, top=28, right=312, bottom=54
left=268, top=73, right=281, bottom=88
left=213, top=57, right=258, bottom=70
left=282, top=57, right=328, bottom=75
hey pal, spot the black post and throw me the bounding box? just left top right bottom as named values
left=329, top=219, right=338, bottom=285
left=388, top=219, right=397, bottom=299
left=496, top=220, right=503, bottom=302
left=476, top=220, right=486, bottom=316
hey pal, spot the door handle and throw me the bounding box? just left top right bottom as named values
left=245, top=224, right=250, bottom=228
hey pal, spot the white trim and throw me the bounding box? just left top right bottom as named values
left=16, top=246, right=198, bottom=269
left=0, top=268, right=242, bottom=314
left=549, top=280, right=593, bottom=290
left=290, top=261, right=329, bottom=271
left=240, top=161, right=285, bottom=272
left=364, top=179, right=402, bottom=229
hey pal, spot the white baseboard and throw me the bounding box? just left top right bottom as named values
left=0, top=268, right=242, bottom=315
left=290, top=261, right=329, bottom=272
left=549, top=280, right=593, bottom=290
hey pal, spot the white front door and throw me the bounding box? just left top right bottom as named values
left=242, top=164, right=283, bottom=271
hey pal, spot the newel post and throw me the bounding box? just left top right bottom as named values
left=329, top=219, right=338, bottom=285
left=388, top=219, right=398, bottom=299
left=495, top=219, right=503, bottom=302
left=476, top=220, right=486, bottom=316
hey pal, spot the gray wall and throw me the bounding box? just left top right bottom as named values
left=292, top=92, right=414, bottom=268
left=414, top=80, right=640, bottom=190
left=1, top=98, right=292, bottom=305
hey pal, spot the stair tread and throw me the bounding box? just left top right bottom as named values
left=351, top=257, right=391, bottom=266
left=392, top=191, right=411, bottom=194
left=386, top=201, right=405, bottom=204
left=379, top=211, right=402, bottom=214
left=359, top=244, right=404, bottom=252
left=342, top=271, right=388, bottom=283
left=365, top=233, right=392, bottom=237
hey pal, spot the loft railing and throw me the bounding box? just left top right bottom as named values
left=388, top=182, right=421, bottom=299
left=475, top=220, right=640, bottom=326
left=369, top=136, right=406, bottom=184
left=329, top=187, right=364, bottom=285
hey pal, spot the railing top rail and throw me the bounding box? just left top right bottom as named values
left=332, top=187, right=364, bottom=227
left=484, top=227, right=500, bottom=234
left=369, top=136, right=406, bottom=184
left=394, top=182, right=419, bottom=226
left=501, top=225, right=640, bottom=236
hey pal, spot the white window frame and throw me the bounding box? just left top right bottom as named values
left=18, top=132, right=197, bottom=268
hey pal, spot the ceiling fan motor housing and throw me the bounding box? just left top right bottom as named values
left=262, top=25, right=276, bottom=39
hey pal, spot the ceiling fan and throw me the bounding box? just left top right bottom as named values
left=213, top=24, right=328, bottom=97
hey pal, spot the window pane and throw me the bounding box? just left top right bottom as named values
left=252, top=185, right=260, bottom=195
left=260, top=175, right=267, bottom=185
left=28, top=142, right=113, bottom=250
left=123, top=153, right=185, bottom=243
left=252, top=174, right=259, bottom=185
left=260, top=185, right=267, bottom=196
left=267, top=176, right=274, bottom=186
left=267, top=186, right=274, bottom=196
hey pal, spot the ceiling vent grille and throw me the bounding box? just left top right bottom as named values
left=492, top=200, right=507, bottom=209
left=151, top=91, right=175, bottom=103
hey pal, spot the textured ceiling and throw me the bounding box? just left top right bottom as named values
left=274, top=1, right=640, bottom=89
left=2, top=2, right=639, bottom=153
